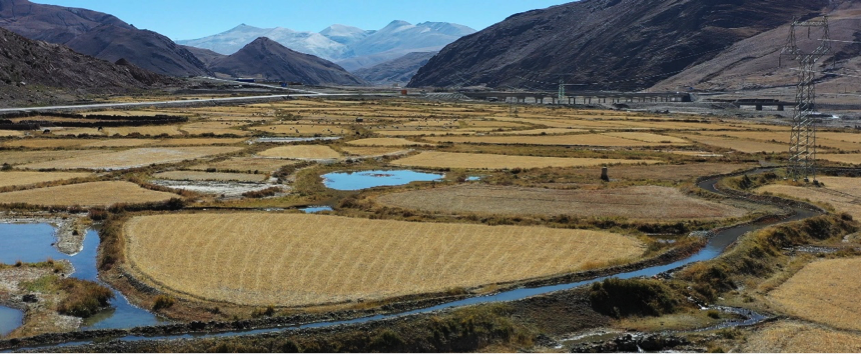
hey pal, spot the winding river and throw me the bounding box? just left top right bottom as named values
left=3, top=171, right=824, bottom=350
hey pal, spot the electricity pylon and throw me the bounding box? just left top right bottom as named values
left=780, top=16, right=830, bottom=182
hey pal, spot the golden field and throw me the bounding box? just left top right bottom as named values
left=739, top=321, right=860, bottom=353
left=818, top=153, right=860, bottom=164
left=189, top=157, right=299, bottom=173
left=3, top=139, right=90, bottom=149
left=152, top=171, right=266, bottom=182
left=257, top=145, right=341, bottom=159
left=568, top=162, right=751, bottom=181
left=767, top=257, right=860, bottom=331
left=102, top=125, right=183, bottom=136
left=250, top=124, right=351, bottom=136
left=390, top=151, right=660, bottom=170
left=374, top=130, right=474, bottom=136
left=422, top=134, right=685, bottom=146
left=150, top=138, right=247, bottom=146
left=180, top=122, right=250, bottom=136
left=679, top=134, right=788, bottom=153
left=20, top=147, right=243, bottom=170
left=754, top=177, right=861, bottom=220
left=0, top=171, right=92, bottom=188
left=339, top=146, right=409, bottom=156
left=490, top=128, right=587, bottom=135
left=124, top=213, right=644, bottom=307
left=0, top=150, right=93, bottom=166
left=0, top=130, right=23, bottom=137
left=602, top=132, right=690, bottom=144
left=376, top=185, right=747, bottom=221
left=0, top=181, right=179, bottom=207
left=346, top=138, right=431, bottom=146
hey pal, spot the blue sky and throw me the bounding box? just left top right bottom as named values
left=32, top=0, right=573, bottom=40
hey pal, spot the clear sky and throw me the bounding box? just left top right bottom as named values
left=32, top=0, right=573, bottom=40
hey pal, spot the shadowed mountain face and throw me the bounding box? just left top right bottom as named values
left=354, top=52, right=437, bottom=85
left=0, top=27, right=178, bottom=105
left=408, top=0, right=829, bottom=90
left=208, top=37, right=365, bottom=85
left=0, top=0, right=211, bottom=77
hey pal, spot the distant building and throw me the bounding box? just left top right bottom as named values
left=235, top=78, right=255, bottom=83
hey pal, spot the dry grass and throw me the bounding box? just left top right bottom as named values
left=51, top=128, right=105, bottom=136
left=755, top=178, right=861, bottom=220
left=739, top=321, right=860, bottom=353
left=257, top=145, right=341, bottom=159
left=490, top=128, right=587, bottom=135
left=699, top=131, right=861, bottom=151
left=377, top=184, right=746, bottom=221
left=680, top=135, right=788, bottom=153
left=767, top=257, right=860, bottom=331
left=0, top=171, right=92, bottom=188
left=0, top=150, right=94, bottom=165
left=374, top=130, right=474, bottom=136
left=153, top=171, right=266, bottom=182
left=2, top=139, right=89, bottom=148
left=346, top=138, right=431, bottom=147
left=249, top=124, right=350, bottom=135
left=124, top=213, right=644, bottom=307
left=422, top=134, right=686, bottom=146
left=80, top=139, right=157, bottom=147
left=181, top=122, right=250, bottom=136
left=460, top=120, right=530, bottom=128
left=818, top=153, right=860, bottom=164
left=20, top=147, right=243, bottom=170
left=0, top=130, right=24, bottom=137
left=0, top=181, right=179, bottom=207
left=601, top=132, right=690, bottom=144
left=151, top=138, right=247, bottom=146
left=189, top=157, right=299, bottom=174
left=565, top=163, right=753, bottom=181
left=340, top=146, right=409, bottom=156
left=818, top=131, right=861, bottom=144
left=102, top=126, right=183, bottom=136
left=390, top=151, right=660, bottom=170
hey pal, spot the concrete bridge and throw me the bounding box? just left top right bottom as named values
left=460, top=91, right=691, bottom=105
left=707, top=98, right=796, bottom=111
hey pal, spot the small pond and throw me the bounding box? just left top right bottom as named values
left=0, top=223, right=169, bottom=331
left=322, top=170, right=444, bottom=190
left=0, top=305, right=23, bottom=336
left=300, top=206, right=333, bottom=213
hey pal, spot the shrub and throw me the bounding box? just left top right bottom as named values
left=589, top=278, right=685, bottom=318
left=152, top=294, right=176, bottom=311
left=57, top=278, right=114, bottom=317
left=370, top=330, right=406, bottom=352
left=242, top=187, right=281, bottom=199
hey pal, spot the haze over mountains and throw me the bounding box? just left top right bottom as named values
left=177, top=21, right=475, bottom=70
left=409, top=0, right=856, bottom=92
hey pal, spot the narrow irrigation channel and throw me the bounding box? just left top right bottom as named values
left=1, top=169, right=825, bottom=351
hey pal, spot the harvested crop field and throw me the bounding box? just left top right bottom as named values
left=0, top=181, right=179, bottom=207
left=491, top=128, right=586, bottom=135
left=80, top=139, right=158, bottom=147
left=0, top=130, right=23, bottom=137
left=0, top=150, right=94, bottom=166
left=390, top=151, right=660, bottom=170
left=767, top=257, right=860, bottom=331
left=2, top=139, right=90, bottom=149
left=740, top=321, right=860, bottom=353
left=601, top=132, right=689, bottom=144
left=20, top=147, right=243, bottom=170
left=346, top=138, right=431, bottom=146
left=818, top=153, right=860, bottom=164
left=257, top=145, right=341, bottom=159
left=679, top=135, right=787, bottom=153
left=250, top=124, right=350, bottom=135
left=374, top=130, right=474, bottom=136
left=124, top=213, right=644, bottom=307
left=340, top=146, right=408, bottom=156
left=189, top=157, right=299, bottom=174
left=423, top=134, right=686, bottom=146
left=181, top=122, right=249, bottom=136
left=754, top=178, right=861, bottom=220
left=376, top=185, right=746, bottom=220
left=151, top=138, right=247, bottom=146
left=153, top=171, right=266, bottom=182
left=0, top=171, right=91, bottom=188
left=102, top=126, right=183, bottom=136
left=570, top=163, right=752, bottom=181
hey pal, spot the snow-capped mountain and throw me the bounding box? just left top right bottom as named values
left=178, top=21, right=475, bottom=70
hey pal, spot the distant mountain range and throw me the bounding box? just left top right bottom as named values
left=177, top=21, right=475, bottom=71
left=408, top=0, right=843, bottom=91
left=206, top=38, right=365, bottom=85
left=354, top=52, right=437, bottom=86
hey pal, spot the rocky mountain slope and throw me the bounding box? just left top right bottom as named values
left=178, top=21, right=474, bottom=70
left=0, top=27, right=177, bottom=106
left=0, top=0, right=210, bottom=77
left=408, top=0, right=831, bottom=90
left=354, top=51, right=437, bottom=85
left=651, top=1, right=860, bottom=93
left=207, top=37, right=364, bottom=85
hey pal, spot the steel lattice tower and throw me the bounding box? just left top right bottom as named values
left=780, top=17, right=830, bottom=182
